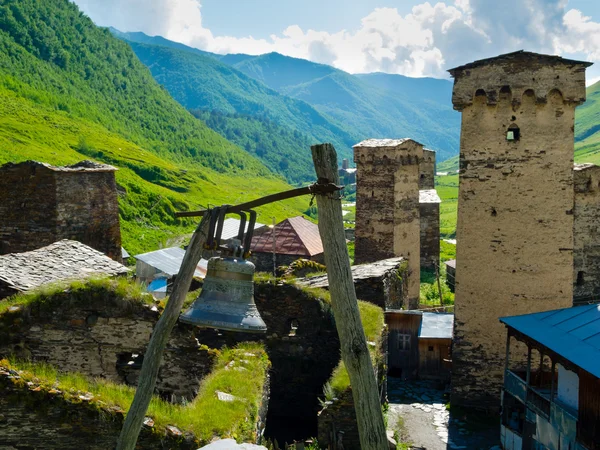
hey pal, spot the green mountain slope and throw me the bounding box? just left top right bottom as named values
left=119, top=40, right=358, bottom=183
left=0, top=0, right=308, bottom=254
left=227, top=53, right=460, bottom=161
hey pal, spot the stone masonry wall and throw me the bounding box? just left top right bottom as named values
left=0, top=371, right=197, bottom=450
left=420, top=149, right=436, bottom=189
left=0, top=161, right=122, bottom=262
left=354, top=139, right=422, bottom=307
left=450, top=53, right=588, bottom=409
left=573, top=163, right=600, bottom=305
left=420, top=202, right=440, bottom=271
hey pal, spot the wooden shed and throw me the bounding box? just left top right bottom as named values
left=386, top=310, right=453, bottom=382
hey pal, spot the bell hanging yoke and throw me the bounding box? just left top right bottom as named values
left=177, top=179, right=343, bottom=333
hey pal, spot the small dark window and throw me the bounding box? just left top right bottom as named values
left=507, top=124, right=520, bottom=141
left=428, top=346, right=434, bottom=352
left=288, top=319, right=299, bottom=336
left=577, top=271, right=585, bottom=286
left=398, top=334, right=411, bottom=351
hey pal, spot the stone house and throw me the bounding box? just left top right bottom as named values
left=0, top=160, right=122, bottom=262
left=250, top=216, right=324, bottom=272
left=0, top=239, right=128, bottom=299
left=500, top=304, right=600, bottom=450
left=573, top=163, right=600, bottom=306
left=449, top=51, right=591, bottom=409
left=385, top=311, right=453, bottom=382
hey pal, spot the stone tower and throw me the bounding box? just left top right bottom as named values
left=0, top=160, right=122, bottom=262
left=449, top=51, right=591, bottom=408
left=353, top=139, right=422, bottom=308
left=573, top=163, right=600, bottom=305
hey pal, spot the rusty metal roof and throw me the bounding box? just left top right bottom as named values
left=0, top=240, right=129, bottom=292
left=501, top=304, right=600, bottom=378
left=251, top=216, right=323, bottom=257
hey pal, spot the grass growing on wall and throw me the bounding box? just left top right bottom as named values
left=1, top=342, right=270, bottom=444
left=322, top=300, right=385, bottom=401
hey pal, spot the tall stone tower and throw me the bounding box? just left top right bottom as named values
left=449, top=51, right=591, bottom=408
left=0, top=160, right=122, bottom=262
left=353, top=139, right=422, bottom=308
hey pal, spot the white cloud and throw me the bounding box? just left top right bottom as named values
left=73, top=0, right=600, bottom=79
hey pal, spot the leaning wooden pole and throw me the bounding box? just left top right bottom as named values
left=311, top=143, right=388, bottom=450
left=116, top=213, right=211, bottom=450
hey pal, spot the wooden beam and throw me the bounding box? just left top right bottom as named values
left=311, top=143, right=388, bottom=450
left=116, top=213, right=211, bottom=450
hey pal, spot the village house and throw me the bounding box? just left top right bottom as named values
left=0, top=240, right=129, bottom=299
left=134, top=247, right=207, bottom=298
left=500, top=304, right=600, bottom=450
left=385, top=310, right=453, bottom=382
left=250, top=216, right=324, bottom=272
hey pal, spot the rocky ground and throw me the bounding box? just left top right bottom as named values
left=387, top=378, right=501, bottom=450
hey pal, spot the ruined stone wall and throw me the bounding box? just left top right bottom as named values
left=450, top=54, right=588, bottom=408
left=0, top=372, right=197, bottom=450
left=0, top=287, right=214, bottom=402
left=573, top=163, right=600, bottom=305
left=354, top=140, right=422, bottom=307
left=420, top=202, right=440, bottom=270
left=0, top=161, right=121, bottom=262
left=420, top=149, right=436, bottom=189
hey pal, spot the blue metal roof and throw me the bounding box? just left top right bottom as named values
left=419, top=312, right=454, bottom=339
left=500, top=304, right=600, bottom=378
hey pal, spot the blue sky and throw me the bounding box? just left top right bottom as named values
left=73, top=0, right=600, bottom=83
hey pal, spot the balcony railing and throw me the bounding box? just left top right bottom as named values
left=526, top=387, right=551, bottom=418
left=504, top=369, right=527, bottom=403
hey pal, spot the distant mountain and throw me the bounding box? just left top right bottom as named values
left=118, top=39, right=358, bottom=183
left=226, top=53, right=460, bottom=162
left=113, top=31, right=461, bottom=164
left=0, top=0, right=308, bottom=254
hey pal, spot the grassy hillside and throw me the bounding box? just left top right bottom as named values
left=118, top=40, right=357, bottom=183
left=0, top=0, right=308, bottom=255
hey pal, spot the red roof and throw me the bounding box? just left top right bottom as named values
left=251, top=216, right=323, bottom=257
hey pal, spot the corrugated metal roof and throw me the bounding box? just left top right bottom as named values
left=251, top=216, right=323, bottom=256
left=134, top=247, right=207, bottom=278
left=419, top=313, right=454, bottom=339
left=0, top=240, right=129, bottom=292
left=419, top=189, right=441, bottom=204
left=500, top=304, right=600, bottom=378
left=219, top=218, right=265, bottom=242
left=353, top=138, right=422, bottom=148
left=121, top=247, right=130, bottom=259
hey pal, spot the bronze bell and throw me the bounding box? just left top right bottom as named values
left=179, top=256, right=267, bottom=333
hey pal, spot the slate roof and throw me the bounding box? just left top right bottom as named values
left=251, top=216, right=323, bottom=257
left=134, top=247, right=207, bottom=278
left=297, top=257, right=406, bottom=289
left=419, top=313, right=454, bottom=339
left=500, top=304, right=600, bottom=378
left=219, top=218, right=265, bottom=242
left=419, top=189, right=441, bottom=204
left=0, top=240, right=129, bottom=293
left=353, top=138, right=423, bottom=148
left=445, top=259, right=456, bottom=269
left=448, top=50, right=593, bottom=75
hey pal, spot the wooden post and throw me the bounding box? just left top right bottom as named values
left=311, top=143, right=388, bottom=450
left=116, top=213, right=211, bottom=450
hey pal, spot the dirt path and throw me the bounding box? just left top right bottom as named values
left=387, top=378, right=500, bottom=450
